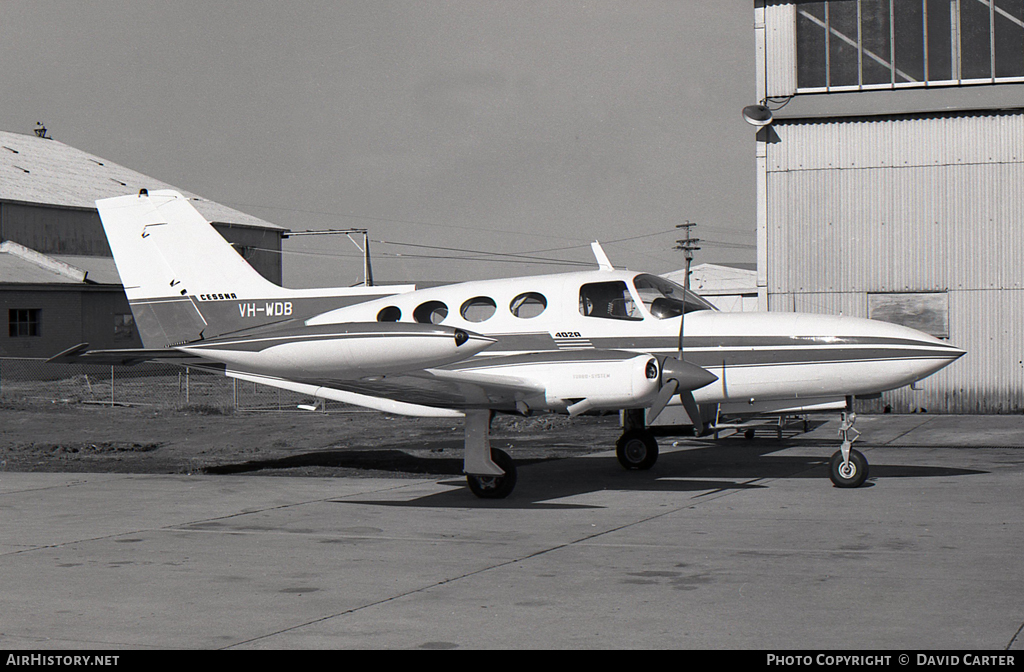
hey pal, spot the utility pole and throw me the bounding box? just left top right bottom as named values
left=674, top=221, right=700, bottom=291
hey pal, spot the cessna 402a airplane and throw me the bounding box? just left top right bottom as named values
left=56, top=190, right=965, bottom=499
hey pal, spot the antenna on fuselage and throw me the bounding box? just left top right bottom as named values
left=591, top=241, right=614, bottom=271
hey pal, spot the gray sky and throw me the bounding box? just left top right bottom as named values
left=0, top=0, right=756, bottom=287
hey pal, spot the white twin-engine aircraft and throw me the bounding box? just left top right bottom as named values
left=61, top=190, right=964, bottom=498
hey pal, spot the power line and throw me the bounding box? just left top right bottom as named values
left=220, top=199, right=585, bottom=243
left=223, top=197, right=754, bottom=251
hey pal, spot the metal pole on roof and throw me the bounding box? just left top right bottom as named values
left=281, top=228, right=373, bottom=287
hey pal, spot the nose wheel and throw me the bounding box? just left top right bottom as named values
left=829, top=448, right=868, bottom=488
left=828, top=410, right=869, bottom=488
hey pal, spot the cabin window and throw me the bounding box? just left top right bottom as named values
left=460, top=297, right=496, bottom=323
left=510, top=292, right=547, bottom=319
left=9, top=309, right=40, bottom=337
left=377, top=306, right=401, bottom=322
left=413, top=301, right=448, bottom=324
left=632, top=274, right=715, bottom=319
left=579, top=281, right=642, bottom=321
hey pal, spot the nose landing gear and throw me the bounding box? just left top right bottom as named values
left=829, top=408, right=868, bottom=488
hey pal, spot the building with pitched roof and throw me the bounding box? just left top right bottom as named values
left=663, top=263, right=758, bottom=312
left=0, top=129, right=284, bottom=359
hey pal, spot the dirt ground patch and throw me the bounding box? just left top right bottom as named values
left=0, top=398, right=620, bottom=478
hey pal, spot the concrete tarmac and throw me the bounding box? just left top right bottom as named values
left=1, top=413, right=1022, bottom=650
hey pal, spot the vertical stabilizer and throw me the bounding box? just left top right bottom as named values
left=97, top=190, right=280, bottom=300
left=97, top=190, right=411, bottom=348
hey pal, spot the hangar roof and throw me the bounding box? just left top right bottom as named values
left=663, top=263, right=757, bottom=295
left=0, top=130, right=283, bottom=231
left=0, top=241, right=114, bottom=286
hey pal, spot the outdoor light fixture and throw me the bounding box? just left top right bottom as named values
left=741, top=103, right=774, bottom=127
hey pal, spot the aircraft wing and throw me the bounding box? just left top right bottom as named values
left=226, top=367, right=544, bottom=418
left=224, top=347, right=659, bottom=418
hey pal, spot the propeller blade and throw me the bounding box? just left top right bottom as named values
left=646, top=378, right=678, bottom=424
left=680, top=390, right=705, bottom=434
left=678, top=301, right=685, bottom=359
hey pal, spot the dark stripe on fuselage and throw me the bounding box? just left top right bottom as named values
left=128, top=294, right=409, bottom=347
left=442, top=348, right=645, bottom=370
left=445, top=333, right=961, bottom=372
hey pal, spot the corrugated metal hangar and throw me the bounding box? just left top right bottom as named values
left=0, top=129, right=283, bottom=360
left=754, top=0, right=1024, bottom=413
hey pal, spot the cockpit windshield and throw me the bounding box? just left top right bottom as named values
left=632, top=274, right=716, bottom=319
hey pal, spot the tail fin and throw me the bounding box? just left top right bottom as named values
left=97, top=190, right=410, bottom=348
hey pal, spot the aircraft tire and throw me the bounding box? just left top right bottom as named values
left=466, top=448, right=517, bottom=499
left=828, top=449, right=868, bottom=488
left=616, top=429, right=659, bottom=470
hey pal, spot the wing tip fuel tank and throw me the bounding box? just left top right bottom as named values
left=176, top=323, right=495, bottom=379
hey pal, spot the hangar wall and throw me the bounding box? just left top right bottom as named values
left=765, top=111, right=1024, bottom=413
left=0, top=286, right=139, bottom=358
left=0, top=203, right=107, bottom=256
left=754, top=1, right=1024, bottom=413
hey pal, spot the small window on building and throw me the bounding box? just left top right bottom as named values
left=413, top=300, right=448, bottom=324
left=9, top=309, right=41, bottom=337
left=868, top=292, right=949, bottom=339
left=114, top=313, right=135, bottom=341
left=509, top=292, right=547, bottom=319
left=579, top=281, right=642, bottom=321
left=460, top=297, right=496, bottom=323
left=377, top=306, right=401, bottom=322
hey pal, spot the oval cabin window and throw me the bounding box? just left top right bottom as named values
left=510, top=292, right=547, bottom=319
left=376, top=306, right=401, bottom=322
left=413, top=300, right=449, bottom=324
left=460, top=297, right=497, bottom=323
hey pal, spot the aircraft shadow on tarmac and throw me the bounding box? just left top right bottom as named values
left=207, top=436, right=986, bottom=509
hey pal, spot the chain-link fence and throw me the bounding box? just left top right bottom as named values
left=0, top=357, right=341, bottom=412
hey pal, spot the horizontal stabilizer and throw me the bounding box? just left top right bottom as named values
left=47, top=343, right=196, bottom=366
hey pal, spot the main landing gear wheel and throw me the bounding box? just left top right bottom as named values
left=616, top=429, right=659, bottom=470
left=466, top=448, right=517, bottom=499
left=829, top=448, right=868, bottom=488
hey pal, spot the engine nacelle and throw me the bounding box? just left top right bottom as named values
left=509, top=354, right=661, bottom=414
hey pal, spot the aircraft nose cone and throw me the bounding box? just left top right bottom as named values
left=662, top=357, right=718, bottom=392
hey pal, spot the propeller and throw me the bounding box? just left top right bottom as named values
left=646, top=295, right=718, bottom=430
